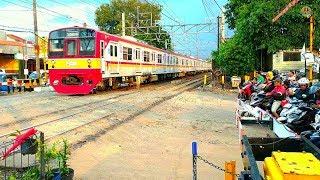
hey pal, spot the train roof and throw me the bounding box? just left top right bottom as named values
left=49, top=26, right=208, bottom=63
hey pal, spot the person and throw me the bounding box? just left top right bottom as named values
left=256, top=71, right=265, bottom=84
left=266, top=78, right=286, bottom=119
left=283, top=79, right=294, bottom=97
left=295, top=77, right=311, bottom=102
left=311, top=89, right=320, bottom=109
left=288, top=70, right=296, bottom=82
left=264, top=71, right=275, bottom=92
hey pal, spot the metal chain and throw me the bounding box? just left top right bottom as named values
left=193, top=156, right=197, bottom=180
left=197, top=155, right=240, bottom=177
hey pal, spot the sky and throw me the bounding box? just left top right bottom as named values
left=0, top=0, right=228, bottom=59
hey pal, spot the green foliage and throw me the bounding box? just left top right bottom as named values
left=22, top=167, right=40, bottom=180
left=56, top=139, right=71, bottom=175
left=95, top=0, right=173, bottom=50
left=214, top=0, right=320, bottom=75
left=213, top=37, right=255, bottom=76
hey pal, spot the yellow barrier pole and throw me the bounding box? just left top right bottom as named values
left=203, top=75, right=207, bottom=86
left=308, top=65, right=313, bottom=81
left=136, top=76, right=141, bottom=89
left=225, top=161, right=236, bottom=180
left=221, top=75, right=225, bottom=89
left=244, top=75, right=250, bottom=82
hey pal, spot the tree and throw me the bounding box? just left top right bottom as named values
left=95, top=0, right=173, bottom=50
left=213, top=0, right=320, bottom=76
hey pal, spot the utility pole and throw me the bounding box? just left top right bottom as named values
left=217, top=16, right=221, bottom=52
left=310, top=15, right=315, bottom=52
left=33, top=0, right=40, bottom=81
left=122, top=12, right=126, bottom=36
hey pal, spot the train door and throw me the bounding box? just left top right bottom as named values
left=118, top=44, right=122, bottom=74
left=100, top=41, right=106, bottom=74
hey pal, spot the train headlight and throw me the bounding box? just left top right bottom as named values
left=87, top=59, right=92, bottom=68
left=53, top=80, right=59, bottom=86
left=51, top=60, right=56, bottom=68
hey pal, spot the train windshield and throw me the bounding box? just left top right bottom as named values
left=48, top=28, right=96, bottom=58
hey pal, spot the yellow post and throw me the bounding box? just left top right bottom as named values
left=203, top=75, right=207, bottom=86
left=253, top=71, right=257, bottom=78
left=308, top=65, right=313, bottom=81
left=310, top=15, right=315, bottom=52
left=221, top=75, right=225, bottom=89
left=244, top=75, right=250, bottom=82
left=225, top=161, right=236, bottom=180
left=136, top=76, right=141, bottom=89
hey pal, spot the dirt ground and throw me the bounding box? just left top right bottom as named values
left=0, top=78, right=242, bottom=179
left=69, top=88, right=242, bottom=179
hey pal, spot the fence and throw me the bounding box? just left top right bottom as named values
left=0, top=130, right=45, bottom=179
left=0, top=79, right=42, bottom=95
left=191, top=141, right=240, bottom=180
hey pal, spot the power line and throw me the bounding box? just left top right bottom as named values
left=212, top=0, right=224, bottom=12
left=48, top=0, right=95, bottom=18
left=0, top=24, right=49, bottom=32
left=0, top=26, right=48, bottom=42
left=2, top=0, right=33, bottom=11
left=0, top=9, right=32, bottom=12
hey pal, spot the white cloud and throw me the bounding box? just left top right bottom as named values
left=0, top=3, right=97, bottom=39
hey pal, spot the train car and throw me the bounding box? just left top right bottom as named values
left=48, top=26, right=211, bottom=95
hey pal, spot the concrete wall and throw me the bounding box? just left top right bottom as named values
left=272, top=51, right=304, bottom=72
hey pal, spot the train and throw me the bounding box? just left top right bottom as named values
left=47, top=27, right=211, bottom=95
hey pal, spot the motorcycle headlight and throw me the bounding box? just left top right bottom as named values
left=53, top=80, right=59, bottom=86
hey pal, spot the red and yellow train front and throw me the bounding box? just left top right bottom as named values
left=48, top=28, right=102, bottom=95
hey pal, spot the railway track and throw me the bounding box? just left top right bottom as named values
left=0, top=74, right=209, bottom=143
left=46, top=76, right=206, bottom=148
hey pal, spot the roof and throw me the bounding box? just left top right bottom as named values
left=49, top=26, right=209, bottom=63
left=0, top=39, right=24, bottom=46
left=7, top=34, right=26, bottom=43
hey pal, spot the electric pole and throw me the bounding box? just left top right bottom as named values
left=33, top=0, right=40, bottom=80
left=217, top=16, right=221, bottom=52
left=122, top=12, right=126, bottom=36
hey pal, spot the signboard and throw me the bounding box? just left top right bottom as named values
left=301, top=6, right=312, bottom=18
left=14, top=53, right=23, bottom=60
left=66, top=29, right=79, bottom=37
left=24, top=69, right=29, bottom=75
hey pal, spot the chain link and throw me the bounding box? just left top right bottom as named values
left=197, top=155, right=240, bottom=177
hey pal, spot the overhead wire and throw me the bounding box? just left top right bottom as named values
left=212, top=0, right=224, bottom=12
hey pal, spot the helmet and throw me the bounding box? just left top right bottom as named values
left=298, top=77, right=309, bottom=85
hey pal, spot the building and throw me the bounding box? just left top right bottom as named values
left=272, top=49, right=320, bottom=74
left=0, top=31, right=47, bottom=78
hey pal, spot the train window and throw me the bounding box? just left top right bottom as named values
left=176, top=58, right=179, bottom=65
left=136, top=49, right=140, bottom=60
left=49, top=39, right=64, bottom=57
left=151, top=53, right=156, bottom=62
left=100, top=41, right=105, bottom=58
left=144, top=51, right=150, bottom=62
left=79, top=38, right=95, bottom=56
left=114, top=46, right=118, bottom=57
left=157, top=54, right=162, bottom=63
left=128, top=48, right=133, bottom=60
left=110, top=45, right=114, bottom=56
left=66, top=40, right=77, bottom=56
left=167, top=55, right=170, bottom=64
left=123, top=47, right=128, bottom=60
